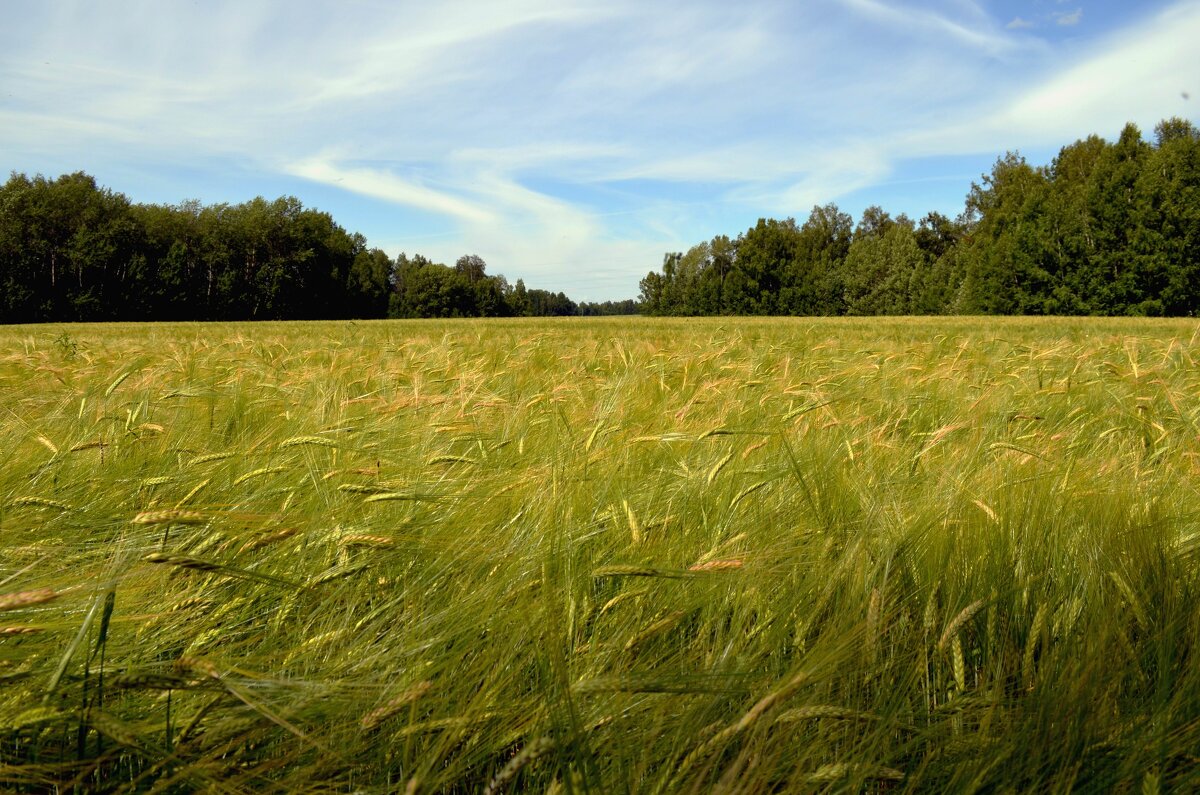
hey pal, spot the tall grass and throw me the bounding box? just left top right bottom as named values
left=1, top=316, right=1198, bottom=792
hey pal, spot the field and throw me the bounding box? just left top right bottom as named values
left=1, top=316, right=1199, bottom=793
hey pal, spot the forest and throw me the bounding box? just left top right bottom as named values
left=0, top=175, right=634, bottom=323
left=2, top=117, right=1197, bottom=324
left=641, top=118, right=1200, bottom=317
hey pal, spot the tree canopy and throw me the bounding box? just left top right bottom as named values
left=0, top=175, right=634, bottom=323
left=4, top=117, right=1198, bottom=322
left=640, top=118, right=1200, bottom=317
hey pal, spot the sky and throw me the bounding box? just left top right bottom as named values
left=2, top=1, right=1197, bottom=301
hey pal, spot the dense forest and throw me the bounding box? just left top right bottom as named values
left=0, top=174, right=635, bottom=323
left=3, top=117, right=1197, bottom=323
left=641, top=118, right=1200, bottom=317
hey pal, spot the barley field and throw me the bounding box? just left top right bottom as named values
left=1, top=317, right=1198, bottom=793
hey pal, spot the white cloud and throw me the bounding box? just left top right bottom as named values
left=901, top=1, right=1200, bottom=157
left=279, top=0, right=1196, bottom=297
left=295, top=2, right=611, bottom=108
left=998, top=3, right=1197, bottom=140
left=837, top=0, right=1025, bottom=56
left=1055, top=8, right=1084, bottom=26
left=288, top=153, right=679, bottom=294
left=552, top=7, right=776, bottom=107
left=285, top=157, right=495, bottom=225
left=451, top=143, right=627, bottom=174
left=2, top=0, right=1196, bottom=300
left=774, top=148, right=893, bottom=214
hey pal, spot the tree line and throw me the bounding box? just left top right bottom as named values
left=640, top=118, right=1200, bottom=317
left=0, top=173, right=635, bottom=323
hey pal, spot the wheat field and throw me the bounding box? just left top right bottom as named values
left=1, top=317, right=1198, bottom=793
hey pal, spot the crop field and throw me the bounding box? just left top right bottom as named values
left=1, top=316, right=1199, bottom=793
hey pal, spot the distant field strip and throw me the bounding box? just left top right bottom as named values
left=1, top=317, right=1198, bottom=792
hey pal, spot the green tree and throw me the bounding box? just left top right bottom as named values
left=1136, top=118, right=1200, bottom=314
left=639, top=259, right=672, bottom=315
left=455, top=254, right=487, bottom=283
left=510, top=278, right=531, bottom=316
left=732, top=218, right=801, bottom=314
left=909, top=212, right=966, bottom=313
left=1078, top=123, right=1151, bottom=313
left=0, top=172, right=141, bottom=322
left=348, top=249, right=394, bottom=318
left=843, top=221, right=925, bottom=315
left=780, top=204, right=853, bottom=315
left=956, top=153, right=1053, bottom=314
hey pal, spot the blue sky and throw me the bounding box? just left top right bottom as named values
left=2, top=1, right=1197, bottom=301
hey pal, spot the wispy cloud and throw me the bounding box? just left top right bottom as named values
left=903, top=1, right=1200, bottom=157
left=0, top=0, right=1194, bottom=299
left=1055, top=8, right=1084, bottom=27
left=286, top=157, right=495, bottom=226
left=997, top=3, right=1196, bottom=139
left=295, top=2, right=611, bottom=109
left=837, top=0, right=1026, bottom=56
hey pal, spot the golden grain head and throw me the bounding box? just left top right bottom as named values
left=938, top=599, right=986, bottom=652
left=187, top=452, right=234, bottom=466
left=0, top=588, right=59, bottom=612
left=279, top=435, right=337, bottom=449
left=426, top=454, right=477, bottom=465
left=687, top=559, right=744, bottom=572
left=233, top=466, right=290, bottom=486
left=360, top=680, right=434, bottom=730
left=8, top=496, right=71, bottom=511
left=3, top=707, right=63, bottom=730
left=139, top=475, right=175, bottom=487
left=174, top=656, right=221, bottom=679
left=131, top=509, right=206, bottom=525
left=239, top=527, right=301, bottom=553
left=337, top=483, right=389, bottom=495
left=341, top=534, right=394, bottom=547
